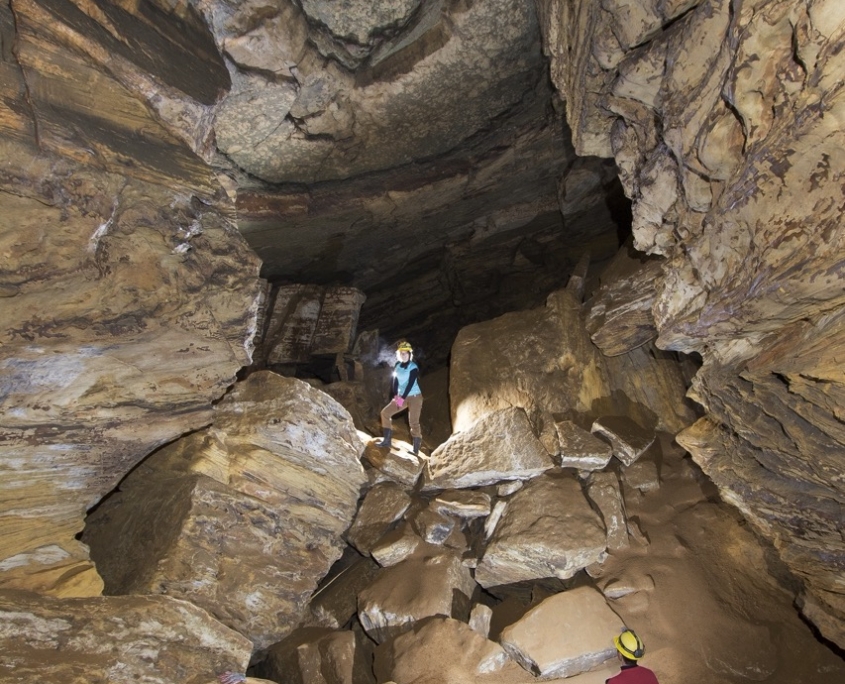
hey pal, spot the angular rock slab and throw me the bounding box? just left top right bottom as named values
left=310, top=554, right=382, bottom=629
left=347, top=482, right=413, bottom=555
left=499, top=587, right=623, bottom=679
left=0, top=589, right=252, bottom=683
left=424, top=407, right=555, bottom=490
left=358, top=552, right=477, bottom=643
left=556, top=420, right=614, bottom=470
left=84, top=372, right=366, bottom=651
left=590, top=416, right=655, bottom=466
left=370, top=522, right=426, bottom=568
left=475, top=476, right=606, bottom=588
left=363, top=442, right=426, bottom=488
left=257, top=627, right=374, bottom=684
left=374, top=617, right=532, bottom=684
left=585, top=472, right=629, bottom=553
left=433, top=490, right=493, bottom=519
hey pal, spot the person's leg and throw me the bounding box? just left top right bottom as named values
left=407, top=395, right=423, bottom=438
left=378, top=399, right=402, bottom=447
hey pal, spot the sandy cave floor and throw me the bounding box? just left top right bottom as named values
left=578, top=434, right=845, bottom=683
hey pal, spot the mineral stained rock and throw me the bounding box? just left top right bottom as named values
left=538, top=0, right=845, bottom=643
left=0, top=0, right=262, bottom=596
left=0, top=589, right=253, bottom=684
left=84, top=372, right=366, bottom=651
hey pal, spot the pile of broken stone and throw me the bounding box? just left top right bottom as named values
left=279, top=408, right=659, bottom=684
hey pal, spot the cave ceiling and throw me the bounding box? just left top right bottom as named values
left=195, top=0, right=629, bottom=358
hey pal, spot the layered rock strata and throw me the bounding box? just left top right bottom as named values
left=0, top=0, right=262, bottom=597
left=84, top=372, right=366, bottom=651
left=538, top=0, right=845, bottom=644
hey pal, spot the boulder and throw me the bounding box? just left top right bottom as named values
left=347, top=482, right=413, bottom=555
left=556, top=420, right=614, bottom=471
left=373, top=617, right=532, bottom=684
left=84, top=372, right=366, bottom=650
left=585, top=472, right=629, bottom=553
left=358, top=552, right=477, bottom=643
left=591, top=416, right=655, bottom=466
left=475, top=476, right=607, bottom=588
left=363, top=442, right=427, bottom=488
left=370, top=522, right=426, bottom=568
left=257, top=627, right=374, bottom=684
left=425, top=408, right=554, bottom=490
left=0, top=589, right=252, bottom=683
left=433, top=490, right=493, bottom=519
left=310, top=554, right=382, bottom=629
left=499, top=587, right=624, bottom=678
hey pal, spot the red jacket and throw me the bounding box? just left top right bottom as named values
left=606, top=664, right=660, bottom=684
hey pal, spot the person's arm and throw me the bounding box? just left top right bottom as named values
left=401, top=368, right=419, bottom=399
left=390, top=366, right=399, bottom=399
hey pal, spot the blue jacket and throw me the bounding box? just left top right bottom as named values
left=392, top=361, right=422, bottom=398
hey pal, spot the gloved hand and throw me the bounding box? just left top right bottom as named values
left=217, top=673, right=246, bottom=684
left=395, top=396, right=405, bottom=408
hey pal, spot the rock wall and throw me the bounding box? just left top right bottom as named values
left=0, top=0, right=263, bottom=596
left=537, top=0, right=845, bottom=645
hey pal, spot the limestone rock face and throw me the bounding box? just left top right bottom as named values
left=206, top=0, right=541, bottom=183
left=539, top=0, right=845, bottom=642
left=449, top=288, right=695, bottom=435
left=475, top=476, right=607, bottom=588
left=84, top=372, right=366, bottom=651
left=0, top=0, right=262, bottom=597
left=0, top=589, right=253, bottom=683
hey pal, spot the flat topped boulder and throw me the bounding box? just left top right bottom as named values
left=499, top=587, right=624, bottom=679
left=590, top=415, right=655, bottom=466
left=363, top=441, right=426, bottom=488
left=374, top=617, right=531, bottom=684
left=424, top=407, right=555, bottom=491
left=347, top=481, right=412, bottom=555
left=475, top=475, right=607, bottom=588
left=358, top=552, right=477, bottom=643
left=556, top=420, right=614, bottom=470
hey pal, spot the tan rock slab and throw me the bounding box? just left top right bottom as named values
left=358, top=552, right=477, bottom=643
left=590, top=416, right=655, bottom=466
left=433, top=490, right=493, bottom=519
left=499, top=587, right=623, bottom=679
left=621, top=458, right=660, bottom=493
left=425, top=408, right=555, bottom=491
left=409, top=507, right=457, bottom=546
left=556, top=420, right=614, bottom=471
left=0, top=589, right=252, bottom=683
left=83, top=372, right=366, bottom=651
left=370, top=522, right=426, bottom=568
left=347, top=482, right=413, bottom=555
left=374, top=617, right=533, bottom=684
left=363, top=442, right=426, bottom=488
left=475, top=476, right=606, bottom=588
left=586, top=472, right=629, bottom=553
left=469, top=603, right=494, bottom=638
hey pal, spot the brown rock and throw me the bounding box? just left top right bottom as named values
left=591, top=416, right=655, bottom=466
left=586, top=472, right=629, bottom=553
left=425, top=408, right=555, bottom=491
left=357, top=552, right=477, bottom=643
left=475, top=476, right=606, bottom=588
left=0, top=589, right=252, bottom=683
left=556, top=420, right=614, bottom=471
left=499, top=587, right=624, bottom=679
left=84, top=373, right=366, bottom=650
left=347, top=482, right=413, bottom=555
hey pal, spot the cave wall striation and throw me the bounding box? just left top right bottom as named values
left=0, top=0, right=263, bottom=596
left=537, top=0, right=845, bottom=645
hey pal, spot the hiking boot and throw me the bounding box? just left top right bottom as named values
left=376, top=428, right=392, bottom=448
left=412, top=436, right=422, bottom=455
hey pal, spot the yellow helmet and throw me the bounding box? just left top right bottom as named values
left=396, top=341, right=413, bottom=353
left=614, top=629, right=645, bottom=660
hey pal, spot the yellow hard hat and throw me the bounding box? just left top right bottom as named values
left=614, top=629, right=645, bottom=660
left=396, top=340, right=413, bottom=353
